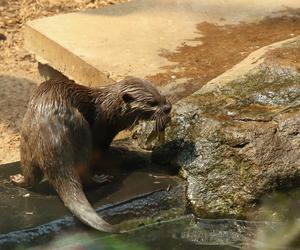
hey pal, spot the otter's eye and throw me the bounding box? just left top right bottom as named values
left=148, top=101, right=158, bottom=107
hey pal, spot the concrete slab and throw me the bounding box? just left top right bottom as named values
left=24, top=0, right=300, bottom=86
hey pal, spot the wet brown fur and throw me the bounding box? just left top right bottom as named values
left=10, top=77, right=171, bottom=233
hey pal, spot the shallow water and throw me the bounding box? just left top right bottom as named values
left=1, top=161, right=299, bottom=250
left=1, top=215, right=260, bottom=250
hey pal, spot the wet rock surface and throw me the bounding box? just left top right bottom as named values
left=138, top=37, right=300, bottom=218
left=149, top=9, right=300, bottom=102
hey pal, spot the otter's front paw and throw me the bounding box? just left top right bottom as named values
left=10, top=174, right=27, bottom=187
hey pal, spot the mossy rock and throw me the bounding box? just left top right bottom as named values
left=136, top=37, right=300, bottom=218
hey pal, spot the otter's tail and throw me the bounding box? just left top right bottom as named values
left=48, top=172, right=118, bottom=233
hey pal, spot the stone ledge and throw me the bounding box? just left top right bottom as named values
left=24, top=0, right=300, bottom=86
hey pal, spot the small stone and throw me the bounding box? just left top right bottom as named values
left=23, top=193, right=30, bottom=198
left=0, top=33, right=6, bottom=41
left=19, top=50, right=31, bottom=60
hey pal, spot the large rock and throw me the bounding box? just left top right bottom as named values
left=137, top=37, right=300, bottom=218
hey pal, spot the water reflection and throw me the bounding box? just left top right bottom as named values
left=18, top=215, right=258, bottom=250
left=252, top=187, right=300, bottom=249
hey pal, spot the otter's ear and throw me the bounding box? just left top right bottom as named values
left=122, top=93, right=134, bottom=103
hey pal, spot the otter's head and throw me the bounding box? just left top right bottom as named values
left=119, top=77, right=172, bottom=131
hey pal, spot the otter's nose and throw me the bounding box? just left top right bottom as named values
left=162, top=104, right=172, bottom=114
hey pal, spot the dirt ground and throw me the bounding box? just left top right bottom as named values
left=0, top=0, right=127, bottom=164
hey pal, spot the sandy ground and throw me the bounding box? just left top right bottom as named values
left=0, top=0, right=127, bottom=164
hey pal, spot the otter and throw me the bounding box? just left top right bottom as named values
left=10, top=77, right=172, bottom=233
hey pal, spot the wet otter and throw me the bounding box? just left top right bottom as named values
left=10, top=77, right=171, bottom=233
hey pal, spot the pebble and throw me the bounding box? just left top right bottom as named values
left=0, top=33, right=6, bottom=41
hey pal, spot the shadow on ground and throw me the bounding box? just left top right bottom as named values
left=0, top=74, right=36, bottom=134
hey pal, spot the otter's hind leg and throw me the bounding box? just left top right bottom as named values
left=10, top=139, right=43, bottom=188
